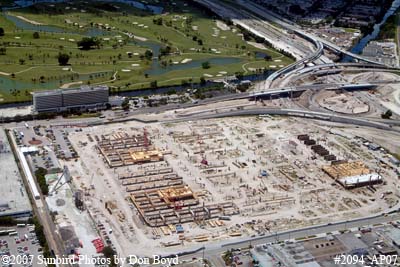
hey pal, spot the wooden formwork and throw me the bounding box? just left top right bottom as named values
left=96, top=132, right=163, bottom=167
left=129, top=185, right=239, bottom=227
left=322, top=161, right=370, bottom=179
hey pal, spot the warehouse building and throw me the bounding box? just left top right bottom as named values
left=0, top=130, right=32, bottom=219
left=33, top=85, right=109, bottom=113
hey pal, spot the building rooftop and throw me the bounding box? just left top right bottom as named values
left=383, top=226, right=400, bottom=246
left=338, top=173, right=382, bottom=186
left=33, top=85, right=109, bottom=97
left=0, top=129, right=32, bottom=218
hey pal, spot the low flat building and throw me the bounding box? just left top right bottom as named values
left=338, top=173, right=383, bottom=189
left=0, top=129, right=32, bottom=218
left=363, top=41, right=398, bottom=67
left=33, top=85, right=109, bottom=113
left=322, top=161, right=383, bottom=188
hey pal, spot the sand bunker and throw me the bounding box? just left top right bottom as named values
left=16, top=15, right=43, bottom=25
left=181, top=58, right=192, bottom=64
left=216, top=20, right=230, bottom=31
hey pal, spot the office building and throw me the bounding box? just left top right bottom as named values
left=33, top=85, right=109, bottom=113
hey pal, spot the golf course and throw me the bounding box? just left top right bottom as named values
left=0, top=0, right=293, bottom=103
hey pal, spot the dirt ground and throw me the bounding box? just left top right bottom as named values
left=64, top=116, right=400, bottom=257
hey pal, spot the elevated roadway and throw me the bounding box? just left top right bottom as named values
left=240, top=0, right=389, bottom=66
left=206, top=0, right=400, bottom=89
left=272, top=62, right=399, bottom=87
left=248, top=81, right=400, bottom=99
left=194, top=0, right=395, bottom=90
left=174, top=107, right=399, bottom=132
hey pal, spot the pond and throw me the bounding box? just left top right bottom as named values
left=3, top=12, right=111, bottom=36
left=0, top=71, right=112, bottom=92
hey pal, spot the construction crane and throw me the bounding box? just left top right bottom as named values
left=49, top=166, right=71, bottom=194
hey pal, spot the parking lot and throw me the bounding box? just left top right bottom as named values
left=0, top=225, right=43, bottom=267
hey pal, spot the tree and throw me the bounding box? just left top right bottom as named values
left=200, top=76, right=206, bottom=85
left=33, top=31, right=40, bottom=39
left=153, top=17, right=163, bottom=25
left=186, top=16, right=193, bottom=25
left=222, top=249, right=234, bottom=266
left=0, top=47, right=6, bottom=55
left=202, top=61, right=210, bottom=69
left=35, top=167, right=48, bottom=195
left=102, top=246, right=117, bottom=267
left=0, top=216, right=16, bottom=226
left=31, top=217, right=46, bottom=246
left=381, top=109, right=393, bottom=119
left=19, top=59, right=25, bottom=65
left=58, top=53, right=70, bottom=65
left=77, top=37, right=100, bottom=50
left=289, top=4, right=305, bottom=15
left=0, top=27, right=4, bottom=36
left=159, top=46, right=171, bottom=57
left=144, top=50, right=153, bottom=60
left=242, top=32, right=251, bottom=41
left=121, top=98, right=130, bottom=111
left=264, top=54, right=272, bottom=61
left=150, top=80, right=158, bottom=88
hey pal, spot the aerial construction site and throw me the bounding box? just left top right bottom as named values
left=3, top=0, right=400, bottom=265
left=57, top=114, right=400, bottom=256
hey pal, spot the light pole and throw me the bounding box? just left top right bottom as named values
left=202, top=246, right=205, bottom=266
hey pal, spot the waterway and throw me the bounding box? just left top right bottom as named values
left=345, top=0, right=400, bottom=58
left=6, top=0, right=164, bottom=14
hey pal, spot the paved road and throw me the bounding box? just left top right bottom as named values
left=172, top=107, right=400, bottom=132
left=6, top=130, right=68, bottom=266
left=238, top=0, right=387, bottom=66
left=193, top=0, right=324, bottom=88
left=176, top=212, right=400, bottom=267
left=195, top=0, right=394, bottom=90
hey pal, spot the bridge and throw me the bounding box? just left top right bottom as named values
left=249, top=83, right=377, bottom=99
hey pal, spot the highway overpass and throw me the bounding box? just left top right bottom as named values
left=174, top=107, right=398, bottom=132
left=250, top=82, right=377, bottom=98
left=240, top=0, right=390, bottom=66
left=193, top=0, right=393, bottom=88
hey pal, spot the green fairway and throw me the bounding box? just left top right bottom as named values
left=0, top=0, right=293, bottom=103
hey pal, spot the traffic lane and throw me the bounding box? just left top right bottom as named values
left=178, top=213, right=400, bottom=264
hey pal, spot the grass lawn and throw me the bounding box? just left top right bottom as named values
left=342, top=27, right=360, bottom=33
left=0, top=0, right=293, bottom=103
